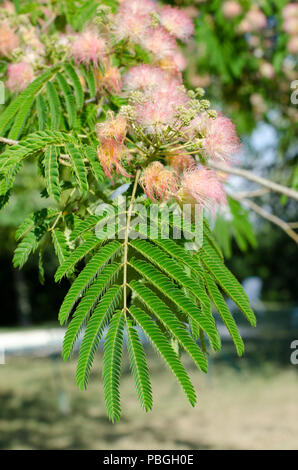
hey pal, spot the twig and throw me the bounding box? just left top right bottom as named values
left=209, top=161, right=298, bottom=202
left=122, top=169, right=141, bottom=314
left=235, top=188, right=269, bottom=199
left=233, top=196, right=298, bottom=244
left=0, top=136, right=18, bottom=145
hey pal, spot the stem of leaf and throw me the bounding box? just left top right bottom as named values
left=122, top=168, right=141, bottom=315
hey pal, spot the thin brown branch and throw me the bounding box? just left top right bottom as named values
left=209, top=161, right=298, bottom=202
left=235, top=188, right=269, bottom=199
left=233, top=196, right=298, bottom=244
left=0, top=136, right=18, bottom=145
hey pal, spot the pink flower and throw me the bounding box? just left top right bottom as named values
left=96, top=113, right=127, bottom=144
left=259, top=62, right=275, bottom=79
left=282, top=3, right=298, bottom=20
left=159, top=5, right=194, bottom=41
left=189, top=113, right=240, bottom=162
left=0, top=23, right=19, bottom=57
left=141, top=161, right=177, bottom=202
left=140, top=26, right=178, bottom=60
left=101, top=66, right=122, bottom=94
left=222, top=1, right=242, bottom=19
left=119, top=0, right=157, bottom=16
left=97, top=139, right=130, bottom=182
left=96, top=113, right=130, bottom=182
left=2, top=1, right=15, bottom=12
left=134, top=81, right=188, bottom=134
left=283, top=17, right=298, bottom=35
left=177, top=167, right=226, bottom=213
left=239, top=8, right=267, bottom=33
left=6, top=62, right=34, bottom=93
left=204, top=114, right=240, bottom=162
left=166, top=153, right=195, bottom=174
left=159, top=50, right=187, bottom=72
left=122, top=65, right=177, bottom=92
left=113, top=0, right=157, bottom=42
left=72, top=31, right=106, bottom=66
left=288, top=36, right=298, bottom=55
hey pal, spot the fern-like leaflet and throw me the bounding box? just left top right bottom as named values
left=53, top=172, right=256, bottom=421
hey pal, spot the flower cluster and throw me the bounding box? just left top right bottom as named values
left=72, top=30, right=106, bottom=67
left=6, top=61, right=34, bottom=92
left=238, top=6, right=267, bottom=34
left=113, top=0, right=193, bottom=72
left=96, top=113, right=130, bottom=183
left=222, top=2, right=242, bottom=20
left=282, top=3, right=298, bottom=55
left=0, top=0, right=242, bottom=215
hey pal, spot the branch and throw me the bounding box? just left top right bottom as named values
left=234, top=188, right=269, bottom=199
left=233, top=196, right=298, bottom=244
left=209, top=161, right=298, bottom=202
left=0, top=136, right=19, bottom=145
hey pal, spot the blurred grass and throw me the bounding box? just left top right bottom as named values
left=1, top=351, right=298, bottom=450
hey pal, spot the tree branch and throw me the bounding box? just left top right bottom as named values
left=233, top=195, right=298, bottom=244
left=209, top=161, right=298, bottom=202
left=0, top=136, right=19, bottom=146
left=234, top=188, right=269, bottom=199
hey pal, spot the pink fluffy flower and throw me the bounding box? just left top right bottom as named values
left=159, top=5, right=194, bottom=41
left=134, top=81, right=188, bottom=134
left=141, top=161, right=177, bottom=202
left=239, top=8, right=267, bottom=33
left=72, top=31, right=106, bottom=66
left=189, top=113, right=240, bottom=162
left=101, top=66, right=122, bottom=94
left=2, top=1, right=15, bottom=12
left=222, top=1, right=242, bottom=19
left=113, top=0, right=157, bottom=42
left=97, top=140, right=130, bottom=182
left=177, top=167, right=226, bottom=213
left=96, top=113, right=130, bottom=182
left=203, top=114, right=240, bottom=162
left=6, top=62, right=34, bottom=93
left=288, top=36, right=298, bottom=55
left=0, top=23, right=19, bottom=57
left=122, top=65, right=178, bottom=92
left=96, top=113, right=127, bottom=144
left=259, top=62, right=275, bottom=79
left=283, top=17, right=298, bottom=35
left=159, top=50, right=187, bottom=73
left=166, top=153, right=195, bottom=174
left=140, top=26, right=178, bottom=60
left=282, top=3, right=298, bottom=20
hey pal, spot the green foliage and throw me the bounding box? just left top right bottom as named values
left=214, top=197, right=257, bottom=257
left=49, top=211, right=255, bottom=421
left=0, top=0, right=258, bottom=423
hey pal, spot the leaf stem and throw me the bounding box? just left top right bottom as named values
left=122, top=169, right=141, bottom=314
